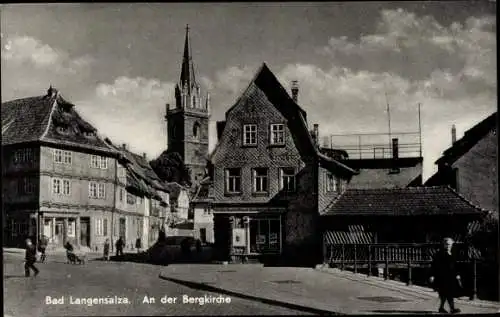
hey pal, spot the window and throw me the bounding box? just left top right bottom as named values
left=62, top=179, right=71, bottom=196
left=270, top=124, right=285, bottom=145
left=137, top=196, right=142, bottom=205
left=127, top=193, right=136, bottom=204
left=96, top=218, right=104, bottom=236
left=19, top=177, right=35, bottom=194
left=119, top=189, right=123, bottom=202
left=193, top=122, right=200, bottom=140
left=53, top=178, right=61, bottom=194
left=252, top=168, right=268, bottom=193
left=249, top=218, right=281, bottom=254
left=67, top=219, right=75, bottom=237
left=100, top=156, right=108, bottom=169
left=13, top=148, right=34, bottom=165
left=225, top=168, right=241, bottom=193
left=326, top=172, right=341, bottom=192
left=243, top=124, right=257, bottom=146
left=91, top=155, right=108, bottom=169
left=98, top=183, right=106, bottom=199
left=280, top=168, right=296, bottom=192
left=54, top=149, right=72, bottom=164
left=89, top=182, right=98, bottom=198
left=91, top=155, right=99, bottom=168
left=103, top=218, right=108, bottom=236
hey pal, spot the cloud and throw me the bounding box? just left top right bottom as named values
left=74, top=77, right=176, bottom=158
left=202, top=10, right=496, bottom=181
left=319, top=9, right=497, bottom=83
left=1, top=35, right=94, bottom=101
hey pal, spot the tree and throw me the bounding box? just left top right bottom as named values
left=149, top=151, right=192, bottom=186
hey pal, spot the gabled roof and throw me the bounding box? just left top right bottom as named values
left=435, top=112, right=497, bottom=165
left=191, top=177, right=213, bottom=204
left=164, top=182, right=187, bottom=201
left=211, top=63, right=357, bottom=176
left=2, top=88, right=113, bottom=153
left=321, top=186, right=488, bottom=216
left=104, top=139, right=169, bottom=202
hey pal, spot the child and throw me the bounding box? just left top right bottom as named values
left=103, top=238, right=110, bottom=261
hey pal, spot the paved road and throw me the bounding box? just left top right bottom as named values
left=3, top=252, right=311, bottom=316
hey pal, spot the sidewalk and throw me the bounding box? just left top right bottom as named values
left=159, top=264, right=500, bottom=315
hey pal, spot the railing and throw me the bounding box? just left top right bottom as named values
left=328, top=132, right=422, bottom=159
left=324, top=243, right=478, bottom=300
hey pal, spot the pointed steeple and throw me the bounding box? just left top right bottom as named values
left=180, top=24, right=197, bottom=95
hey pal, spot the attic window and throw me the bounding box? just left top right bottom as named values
left=84, top=131, right=96, bottom=138
left=57, top=126, right=70, bottom=135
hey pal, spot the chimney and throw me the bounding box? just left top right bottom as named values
left=291, top=80, right=299, bottom=103
left=313, top=124, right=319, bottom=146
left=451, top=124, right=457, bottom=144
left=122, top=143, right=127, bottom=150
left=143, top=152, right=147, bottom=159
left=47, top=85, right=58, bottom=98
left=322, top=136, right=330, bottom=148
left=392, top=138, right=399, bottom=159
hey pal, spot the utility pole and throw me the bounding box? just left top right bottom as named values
left=418, top=103, right=422, bottom=157
left=384, top=82, right=392, bottom=157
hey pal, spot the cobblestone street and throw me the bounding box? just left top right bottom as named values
left=3, top=251, right=310, bottom=316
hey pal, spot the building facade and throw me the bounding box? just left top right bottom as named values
left=191, top=177, right=215, bottom=244
left=2, top=87, right=118, bottom=249
left=425, top=112, right=498, bottom=216
left=165, top=26, right=210, bottom=185
left=209, top=64, right=357, bottom=265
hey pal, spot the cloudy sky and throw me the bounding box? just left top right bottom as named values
left=1, top=2, right=496, bottom=180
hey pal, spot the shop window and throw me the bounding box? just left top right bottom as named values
left=249, top=218, right=281, bottom=254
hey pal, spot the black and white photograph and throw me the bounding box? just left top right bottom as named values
left=1, top=2, right=498, bottom=316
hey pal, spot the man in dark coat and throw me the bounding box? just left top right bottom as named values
left=429, top=237, right=462, bottom=314
left=115, top=237, right=125, bottom=256
left=24, top=238, right=40, bottom=277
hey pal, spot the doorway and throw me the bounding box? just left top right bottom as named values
left=55, top=219, right=64, bottom=245
left=119, top=218, right=126, bottom=240
left=80, top=218, right=90, bottom=247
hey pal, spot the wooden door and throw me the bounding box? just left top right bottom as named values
left=119, top=218, right=126, bottom=240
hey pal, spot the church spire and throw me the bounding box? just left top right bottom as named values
left=180, top=24, right=197, bottom=94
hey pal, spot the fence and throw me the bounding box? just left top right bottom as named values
left=324, top=243, right=478, bottom=300
left=328, top=132, right=422, bottom=159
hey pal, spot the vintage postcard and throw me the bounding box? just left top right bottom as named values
left=2, top=2, right=498, bottom=316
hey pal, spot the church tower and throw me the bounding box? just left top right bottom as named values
left=165, top=25, right=210, bottom=185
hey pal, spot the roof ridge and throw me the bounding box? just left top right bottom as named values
left=39, top=96, right=59, bottom=141
left=445, top=185, right=490, bottom=214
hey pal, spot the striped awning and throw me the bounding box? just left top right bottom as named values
left=324, top=230, right=374, bottom=245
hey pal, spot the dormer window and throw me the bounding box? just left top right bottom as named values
left=84, top=131, right=96, bottom=138
left=326, top=172, right=342, bottom=193
left=57, top=126, right=70, bottom=135
left=243, top=124, right=257, bottom=146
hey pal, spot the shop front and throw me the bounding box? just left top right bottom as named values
left=213, top=207, right=285, bottom=263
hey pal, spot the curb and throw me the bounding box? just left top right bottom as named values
left=158, top=273, right=341, bottom=315
left=315, top=267, right=500, bottom=309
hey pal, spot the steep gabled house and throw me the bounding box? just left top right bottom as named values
left=425, top=112, right=498, bottom=216
left=209, top=63, right=358, bottom=265
left=2, top=87, right=118, bottom=249
left=104, top=141, right=170, bottom=249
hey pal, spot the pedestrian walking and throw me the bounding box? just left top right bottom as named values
left=38, top=235, right=48, bottom=263
left=103, top=238, right=110, bottom=261
left=24, top=238, right=39, bottom=277
left=115, top=237, right=125, bottom=257
left=135, top=237, right=142, bottom=254
left=429, top=237, right=462, bottom=314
